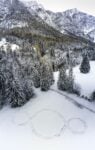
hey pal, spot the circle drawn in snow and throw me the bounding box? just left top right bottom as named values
left=13, top=111, right=29, bottom=126
left=31, top=109, right=66, bottom=139
left=68, top=118, right=87, bottom=134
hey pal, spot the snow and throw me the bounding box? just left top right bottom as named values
left=67, top=118, right=86, bottom=134
left=0, top=38, right=19, bottom=51
left=31, top=109, right=65, bottom=138
left=11, top=44, right=19, bottom=51
left=0, top=66, right=95, bottom=150
left=74, top=61, right=95, bottom=98
left=0, top=38, right=6, bottom=46
left=25, top=1, right=44, bottom=10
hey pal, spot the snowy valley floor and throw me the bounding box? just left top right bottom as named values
left=0, top=65, right=95, bottom=150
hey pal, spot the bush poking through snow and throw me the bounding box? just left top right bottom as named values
left=80, top=53, right=90, bottom=74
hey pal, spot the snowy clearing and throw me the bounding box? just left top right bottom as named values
left=0, top=70, right=95, bottom=150
left=74, top=61, right=95, bottom=98
left=31, top=109, right=66, bottom=139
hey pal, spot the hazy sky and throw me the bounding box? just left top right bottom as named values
left=22, top=0, right=95, bottom=16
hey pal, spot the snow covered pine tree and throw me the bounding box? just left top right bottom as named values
left=80, top=53, right=90, bottom=73
left=8, top=52, right=34, bottom=107
left=0, top=50, right=7, bottom=108
left=58, top=64, right=68, bottom=91
left=0, top=45, right=34, bottom=108
left=40, top=55, right=54, bottom=91
left=57, top=51, right=75, bottom=93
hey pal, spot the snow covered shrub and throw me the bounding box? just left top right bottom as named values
left=32, top=70, right=40, bottom=88
left=57, top=50, right=73, bottom=92
left=58, top=60, right=76, bottom=94
left=21, top=60, right=41, bottom=88
left=40, top=55, right=54, bottom=91
left=6, top=66, right=34, bottom=108
left=55, top=51, right=68, bottom=71
left=0, top=43, right=37, bottom=108
left=0, top=50, right=8, bottom=108
left=67, top=67, right=74, bottom=93
left=80, top=53, right=90, bottom=73
left=0, top=47, right=35, bottom=108
left=20, top=46, right=41, bottom=88
left=22, top=79, right=34, bottom=101
left=5, top=77, right=26, bottom=108
left=12, top=56, right=34, bottom=107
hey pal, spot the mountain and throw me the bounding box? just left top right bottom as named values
left=52, top=8, right=95, bottom=42
left=0, top=0, right=95, bottom=56
left=0, top=0, right=95, bottom=43
left=0, top=0, right=29, bottom=28
left=24, top=1, right=95, bottom=42
left=0, top=0, right=62, bottom=40
left=24, top=1, right=56, bottom=28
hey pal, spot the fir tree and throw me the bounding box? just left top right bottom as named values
left=32, top=61, right=41, bottom=88
left=11, top=54, right=34, bottom=107
left=23, top=79, right=34, bottom=101
left=57, top=65, right=68, bottom=91
left=0, top=47, right=35, bottom=108
left=67, top=66, right=74, bottom=93
left=0, top=72, right=6, bottom=107
left=67, top=51, right=74, bottom=93
left=40, top=55, right=54, bottom=91
left=80, top=53, right=90, bottom=73
left=40, top=64, right=50, bottom=91
left=0, top=50, right=7, bottom=108
left=58, top=51, right=75, bottom=93
left=5, top=59, right=34, bottom=108
left=6, top=77, right=26, bottom=108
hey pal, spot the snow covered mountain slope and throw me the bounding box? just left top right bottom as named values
left=24, top=1, right=56, bottom=28
left=53, top=8, right=95, bottom=42
left=0, top=0, right=95, bottom=51
left=24, top=1, right=95, bottom=42
left=0, top=0, right=30, bottom=29
left=1, top=0, right=95, bottom=42
left=0, top=0, right=63, bottom=40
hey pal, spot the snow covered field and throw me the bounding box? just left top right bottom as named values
left=74, top=61, right=95, bottom=98
left=0, top=68, right=95, bottom=150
